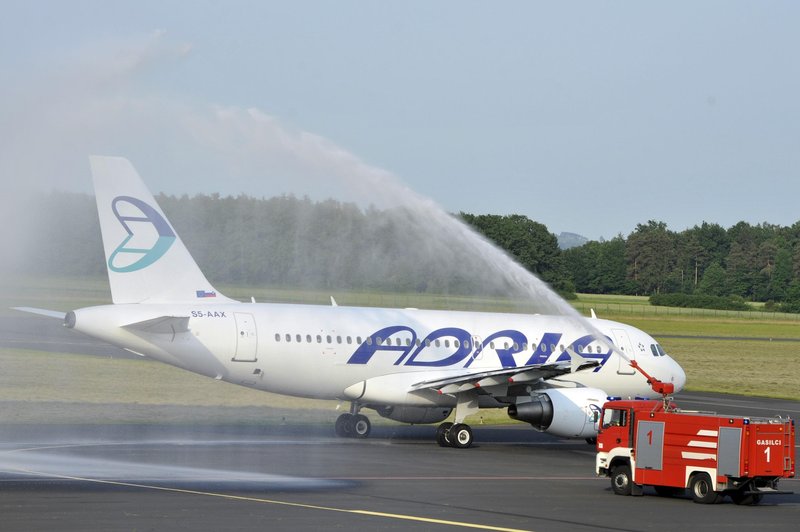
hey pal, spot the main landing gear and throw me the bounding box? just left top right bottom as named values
left=436, top=422, right=474, bottom=448
left=334, top=404, right=371, bottom=438
left=436, top=389, right=479, bottom=449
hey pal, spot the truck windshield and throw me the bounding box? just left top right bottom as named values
left=602, top=408, right=628, bottom=429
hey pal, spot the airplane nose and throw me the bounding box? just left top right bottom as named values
left=672, top=360, right=687, bottom=392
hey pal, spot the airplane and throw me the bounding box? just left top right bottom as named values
left=15, top=156, right=686, bottom=448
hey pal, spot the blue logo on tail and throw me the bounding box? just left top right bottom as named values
left=108, top=196, right=176, bottom=273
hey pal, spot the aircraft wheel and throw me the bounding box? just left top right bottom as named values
left=436, top=422, right=453, bottom=447
left=690, top=473, right=721, bottom=504
left=610, top=464, right=632, bottom=496
left=450, top=423, right=473, bottom=449
left=352, top=414, right=371, bottom=438
left=335, top=413, right=354, bottom=437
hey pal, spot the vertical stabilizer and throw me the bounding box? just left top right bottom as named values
left=90, top=156, right=233, bottom=304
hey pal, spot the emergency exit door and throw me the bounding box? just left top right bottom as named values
left=233, top=312, right=258, bottom=362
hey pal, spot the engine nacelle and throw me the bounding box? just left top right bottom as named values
left=374, top=405, right=452, bottom=424
left=507, top=387, right=605, bottom=439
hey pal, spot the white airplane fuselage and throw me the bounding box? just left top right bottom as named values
left=68, top=301, right=685, bottom=404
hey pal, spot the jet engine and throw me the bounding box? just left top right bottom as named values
left=507, top=387, right=605, bottom=439
left=374, top=405, right=452, bottom=424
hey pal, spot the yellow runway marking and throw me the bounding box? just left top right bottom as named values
left=8, top=467, right=533, bottom=532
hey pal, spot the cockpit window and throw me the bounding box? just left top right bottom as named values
left=650, top=343, right=667, bottom=356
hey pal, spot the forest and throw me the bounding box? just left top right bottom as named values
left=12, top=191, right=800, bottom=311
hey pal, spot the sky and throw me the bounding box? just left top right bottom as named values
left=1, top=1, right=798, bottom=241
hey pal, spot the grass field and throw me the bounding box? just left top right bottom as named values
left=2, top=275, right=798, bottom=426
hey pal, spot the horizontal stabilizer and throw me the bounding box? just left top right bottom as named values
left=12, top=307, right=67, bottom=320
left=122, top=316, right=190, bottom=334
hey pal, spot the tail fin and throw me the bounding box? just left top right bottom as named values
left=90, top=156, right=232, bottom=304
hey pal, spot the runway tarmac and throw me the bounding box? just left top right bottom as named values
left=2, top=314, right=799, bottom=530
left=1, top=396, right=798, bottom=532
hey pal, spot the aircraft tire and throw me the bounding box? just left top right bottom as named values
left=690, top=473, right=721, bottom=504
left=335, top=413, right=355, bottom=437
left=436, top=422, right=453, bottom=447
left=352, top=414, right=371, bottom=438
left=450, top=423, right=473, bottom=449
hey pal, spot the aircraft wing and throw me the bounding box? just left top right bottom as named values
left=409, top=357, right=599, bottom=395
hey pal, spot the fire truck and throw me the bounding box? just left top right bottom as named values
left=595, top=363, right=795, bottom=504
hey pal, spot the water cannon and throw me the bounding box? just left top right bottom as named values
left=629, top=360, right=675, bottom=397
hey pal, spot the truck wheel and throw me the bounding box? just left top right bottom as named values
left=690, top=473, right=721, bottom=504
left=610, top=464, right=632, bottom=496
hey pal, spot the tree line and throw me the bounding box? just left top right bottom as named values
left=14, top=191, right=800, bottom=309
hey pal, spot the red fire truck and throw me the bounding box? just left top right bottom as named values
left=595, top=398, right=795, bottom=504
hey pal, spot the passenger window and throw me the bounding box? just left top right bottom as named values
left=464, top=341, right=470, bottom=349
left=513, top=342, right=519, bottom=350
left=356, top=336, right=362, bottom=344
left=396, top=338, right=401, bottom=346
left=377, top=337, right=383, bottom=345
left=275, top=333, right=280, bottom=342
left=296, top=334, right=301, bottom=343
left=336, top=336, right=342, bottom=344
left=405, top=338, right=411, bottom=346
left=306, top=334, right=312, bottom=343
left=454, top=339, right=460, bottom=348
left=316, top=335, right=322, bottom=343
left=444, top=340, right=450, bottom=348
left=285, top=334, right=291, bottom=342
left=346, top=336, right=352, bottom=344
left=367, top=337, right=372, bottom=345
left=426, top=339, right=431, bottom=347
left=435, top=339, right=441, bottom=347
left=530, top=343, right=537, bottom=351
left=326, top=335, right=332, bottom=343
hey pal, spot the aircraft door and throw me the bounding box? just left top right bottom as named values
left=612, top=328, right=635, bottom=374
left=233, top=312, right=258, bottom=362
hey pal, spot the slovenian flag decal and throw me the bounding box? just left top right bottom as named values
left=196, top=290, right=217, bottom=298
